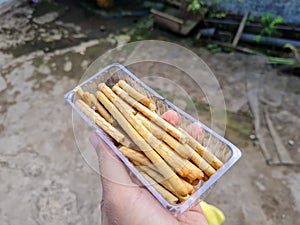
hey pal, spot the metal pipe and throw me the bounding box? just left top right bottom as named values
left=205, top=18, right=300, bottom=33
left=240, top=33, right=300, bottom=48
left=199, top=28, right=300, bottom=48
left=198, top=27, right=216, bottom=36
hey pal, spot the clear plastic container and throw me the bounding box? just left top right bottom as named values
left=64, top=63, right=242, bottom=216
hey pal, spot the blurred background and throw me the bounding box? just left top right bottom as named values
left=0, top=0, right=299, bottom=225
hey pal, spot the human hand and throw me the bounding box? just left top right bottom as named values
left=89, top=110, right=208, bottom=225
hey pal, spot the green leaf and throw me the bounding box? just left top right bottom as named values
left=254, top=35, right=262, bottom=43
left=247, top=15, right=255, bottom=22
left=187, top=0, right=205, bottom=13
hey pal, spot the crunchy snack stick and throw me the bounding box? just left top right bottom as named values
left=135, top=114, right=204, bottom=182
left=131, top=119, right=203, bottom=182
left=74, top=86, right=85, bottom=100
left=74, top=86, right=114, bottom=124
left=136, top=113, right=190, bottom=157
left=179, top=128, right=224, bottom=170
left=141, top=132, right=203, bottom=183
left=98, top=83, right=136, bottom=116
left=119, top=146, right=153, bottom=168
left=185, top=144, right=216, bottom=177
left=101, top=84, right=203, bottom=183
left=117, top=80, right=156, bottom=111
left=137, top=165, right=193, bottom=201
left=140, top=172, right=178, bottom=204
left=119, top=146, right=164, bottom=178
left=75, top=99, right=132, bottom=147
left=119, top=146, right=194, bottom=198
left=112, top=85, right=186, bottom=144
left=136, top=113, right=216, bottom=177
left=95, top=90, right=190, bottom=196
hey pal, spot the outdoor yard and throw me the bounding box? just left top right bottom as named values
left=0, top=1, right=299, bottom=225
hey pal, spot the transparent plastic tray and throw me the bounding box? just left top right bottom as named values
left=64, top=63, right=242, bottom=216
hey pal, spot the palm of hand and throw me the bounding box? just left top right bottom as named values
left=99, top=176, right=208, bottom=225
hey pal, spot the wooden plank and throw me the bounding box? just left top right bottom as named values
left=165, top=0, right=181, bottom=8
left=264, top=107, right=294, bottom=165
left=232, top=12, right=249, bottom=47
left=150, top=8, right=184, bottom=25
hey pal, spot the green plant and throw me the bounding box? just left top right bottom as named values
left=186, top=0, right=205, bottom=13
left=207, top=43, right=223, bottom=53
left=268, top=57, right=300, bottom=68
left=260, top=13, right=284, bottom=36
left=254, top=35, right=262, bottom=43
left=209, top=12, right=227, bottom=19
left=254, top=13, right=284, bottom=43
left=246, top=15, right=255, bottom=25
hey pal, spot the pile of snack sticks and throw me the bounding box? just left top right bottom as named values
left=74, top=80, right=223, bottom=204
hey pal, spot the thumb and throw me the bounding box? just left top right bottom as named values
left=89, top=133, right=134, bottom=188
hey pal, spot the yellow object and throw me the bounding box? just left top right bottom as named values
left=200, top=201, right=225, bottom=225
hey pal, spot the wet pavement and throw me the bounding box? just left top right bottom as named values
left=0, top=1, right=299, bottom=225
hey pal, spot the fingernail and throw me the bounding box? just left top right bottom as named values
left=89, top=133, right=100, bottom=149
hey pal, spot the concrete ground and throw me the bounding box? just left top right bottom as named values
left=0, top=1, right=299, bottom=225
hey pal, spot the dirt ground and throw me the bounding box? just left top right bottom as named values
left=0, top=1, right=299, bottom=225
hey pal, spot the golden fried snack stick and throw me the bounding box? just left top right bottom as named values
left=140, top=172, right=178, bottom=204
left=179, top=128, right=224, bottom=170
left=118, top=146, right=163, bottom=176
left=75, top=99, right=132, bottom=147
left=118, top=80, right=156, bottom=111
left=137, top=166, right=193, bottom=201
left=74, top=86, right=114, bottom=124
left=119, top=146, right=194, bottom=197
left=74, top=86, right=85, bottom=100
left=119, top=146, right=152, bottom=167
left=185, top=144, right=216, bottom=177
left=101, top=84, right=202, bottom=183
left=82, top=92, right=93, bottom=106
left=112, top=85, right=186, bottom=144
left=135, top=114, right=204, bottom=182
left=119, top=146, right=196, bottom=196
left=136, top=113, right=189, bottom=157
left=86, top=92, right=115, bottom=125
left=98, top=83, right=136, bottom=116
left=144, top=134, right=203, bottom=183
left=119, top=147, right=193, bottom=197
left=136, top=113, right=216, bottom=177
left=95, top=90, right=189, bottom=196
